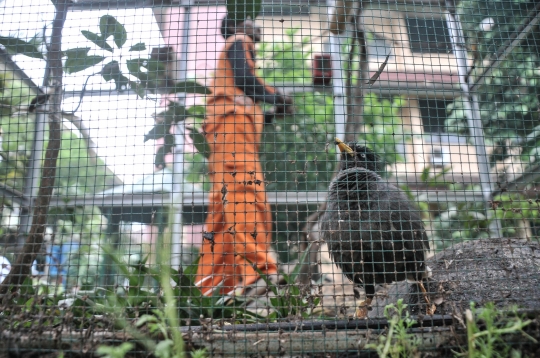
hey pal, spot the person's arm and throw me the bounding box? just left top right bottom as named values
left=227, top=40, right=286, bottom=105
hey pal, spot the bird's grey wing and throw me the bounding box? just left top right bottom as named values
left=384, top=188, right=429, bottom=279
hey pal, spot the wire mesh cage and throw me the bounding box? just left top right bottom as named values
left=0, top=0, right=539, bottom=357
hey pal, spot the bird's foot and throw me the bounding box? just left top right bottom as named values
left=418, top=281, right=436, bottom=315
left=354, top=298, right=372, bottom=319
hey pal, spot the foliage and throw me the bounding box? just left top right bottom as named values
left=257, top=28, right=312, bottom=85
left=367, top=299, right=419, bottom=358
left=261, top=92, right=335, bottom=192
left=96, top=343, right=134, bottom=358
left=429, top=186, right=539, bottom=251
left=256, top=29, right=332, bottom=261
left=457, top=302, right=537, bottom=358
left=2, top=14, right=210, bottom=168
left=0, top=72, right=34, bottom=192
left=184, top=152, right=210, bottom=192
left=0, top=34, right=44, bottom=59
left=250, top=244, right=321, bottom=320
left=360, top=93, right=408, bottom=177
left=261, top=91, right=334, bottom=261
left=449, top=0, right=540, bottom=168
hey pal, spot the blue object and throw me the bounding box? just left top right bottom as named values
left=46, top=242, right=80, bottom=286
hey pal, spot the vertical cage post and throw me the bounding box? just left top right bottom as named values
left=19, top=57, right=51, bottom=238
left=102, top=209, right=121, bottom=288
left=445, top=3, right=502, bottom=237
left=327, top=0, right=347, bottom=150
left=19, top=107, right=48, bottom=238
left=157, top=0, right=194, bottom=269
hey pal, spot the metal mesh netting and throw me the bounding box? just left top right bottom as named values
left=0, top=0, right=539, bottom=356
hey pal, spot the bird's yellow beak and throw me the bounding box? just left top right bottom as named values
left=335, top=137, right=355, bottom=157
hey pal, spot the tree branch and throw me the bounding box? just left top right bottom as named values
left=345, top=6, right=367, bottom=141
left=0, top=0, right=68, bottom=295
left=62, top=112, right=123, bottom=186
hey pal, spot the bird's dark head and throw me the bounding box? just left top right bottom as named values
left=335, top=138, right=381, bottom=173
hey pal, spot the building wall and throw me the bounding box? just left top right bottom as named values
left=158, top=4, right=482, bottom=184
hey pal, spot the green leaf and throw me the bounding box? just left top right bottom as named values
left=101, top=60, right=130, bottom=91
left=81, top=30, right=113, bottom=52
left=157, top=102, right=189, bottom=123
left=188, top=127, right=211, bottom=158
left=155, top=135, right=175, bottom=168
left=187, top=105, right=206, bottom=119
left=288, top=241, right=312, bottom=283
left=63, top=47, right=91, bottom=59
left=136, top=314, right=160, bottom=327
left=0, top=36, right=43, bottom=59
left=169, top=81, right=211, bottom=95
left=100, top=245, right=140, bottom=287
left=227, top=0, right=262, bottom=22
left=126, top=58, right=148, bottom=81
left=96, top=342, right=134, bottom=358
left=154, top=149, right=168, bottom=169
left=64, top=48, right=105, bottom=74
left=184, top=256, right=200, bottom=277
left=99, top=15, right=127, bottom=48
left=154, top=339, right=174, bottom=358
left=129, top=42, right=146, bottom=51
left=129, top=81, right=146, bottom=98
left=144, top=121, right=172, bottom=142
left=144, top=59, right=167, bottom=74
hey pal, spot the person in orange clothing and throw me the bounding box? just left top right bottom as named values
left=195, top=15, right=293, bottom=296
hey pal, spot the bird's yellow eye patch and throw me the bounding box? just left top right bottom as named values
left=335, top=137, right=355, bottom=157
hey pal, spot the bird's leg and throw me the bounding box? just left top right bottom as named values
left=354, top=284, right=375, bottom=319
left=418, top=281, right=435, bottom=315
left=354, top=297, right=372, bottom=319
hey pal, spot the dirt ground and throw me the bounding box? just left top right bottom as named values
left=311, top=238, right=540, bottom=318
left=2, top=238, right=539, bottom=358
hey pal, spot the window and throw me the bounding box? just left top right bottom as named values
left=419, top=99, right=450, bottom=134
left=405, top=17, right=452, bottom=54
left=260, top=5, right=310, bottom=16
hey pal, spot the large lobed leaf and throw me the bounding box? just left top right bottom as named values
left=99, top=15, right=127, bottom=49
left=0, top=36, right=43, bottom=59
left=168, top=81, right=212, bottom=95
left=64, top=47, right=105, bottom=74
left=81, top=30, right=113, bottom=52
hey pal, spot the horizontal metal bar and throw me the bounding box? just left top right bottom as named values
left=63, top=82, right=458, bottom=100
left=0, top=183, right=29, bottom=206
left=66, top=0, right=320, bottom=10
left=470, top=2, right=540, bottom=93
left=61, top=85, right=332, bottom=99
left=47, top=189, right=486, bottom=209
left=188, top=326, right=456, bottom=356
left=180, top=314, right=455, bottom=333
left=491, top=164, right=540, bottom=197
left=0, top=326, right=458, bottom=356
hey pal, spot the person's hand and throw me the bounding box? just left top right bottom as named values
left=275, top=95, right=294, bottom=115
left=264, top=108, right=276, bottom=124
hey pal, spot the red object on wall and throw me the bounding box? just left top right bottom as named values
left=312, top=54, right=332, bottom=86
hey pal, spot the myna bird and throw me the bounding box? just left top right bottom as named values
left=320, top=138, right=434, bottom=317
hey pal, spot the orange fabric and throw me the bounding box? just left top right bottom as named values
left=195, top=35, right=278, bottom=296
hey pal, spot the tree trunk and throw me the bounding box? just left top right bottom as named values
left=0, top=0, right=67, bottom=296
left=346, top=7, right=368, bottom=141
